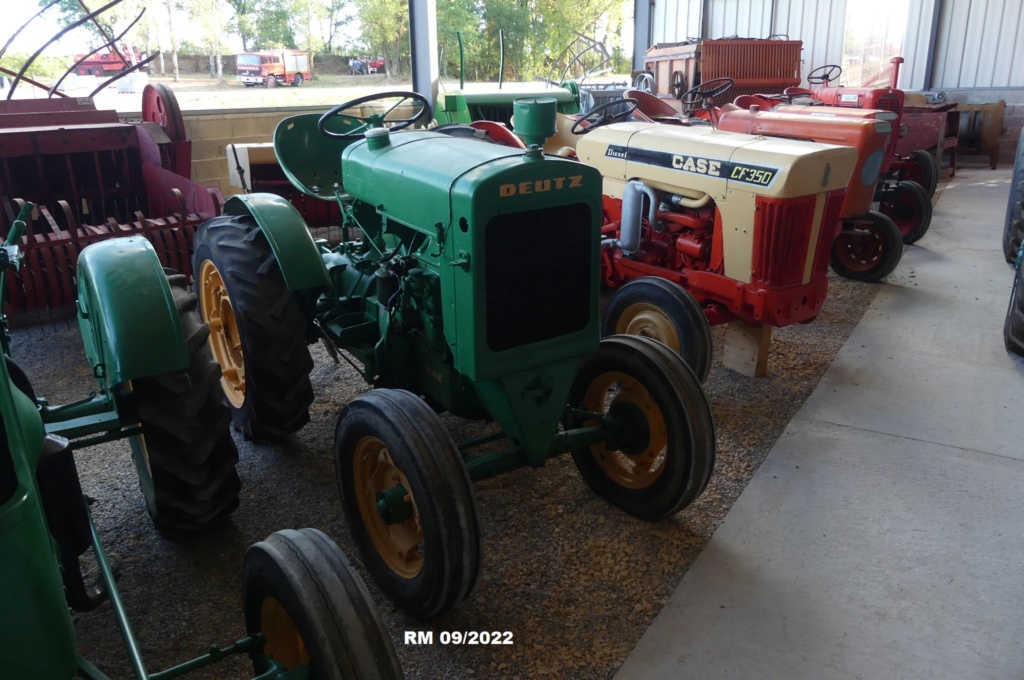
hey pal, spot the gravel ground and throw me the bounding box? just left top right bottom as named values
left=9, top=265, right=882, bottom=680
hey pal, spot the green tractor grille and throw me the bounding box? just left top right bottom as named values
left=485, top=203, right=593, bottom=351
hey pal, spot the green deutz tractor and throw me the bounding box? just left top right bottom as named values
left=193, top=92, right=718, bottom=619
left=0, top=203, right=402, bottom=678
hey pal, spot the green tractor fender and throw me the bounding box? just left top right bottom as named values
left=223, top=194, right=330, bottom=291
left=76, top=237, right=189, bottom=386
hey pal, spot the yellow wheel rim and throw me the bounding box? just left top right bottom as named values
left=261, top=596, right=308, bottom=669
left=353, top=436, right=423, bottom=579
left=582, top=371, right=668, bottom=490
left=198, top=259, right=245, bottom=408
left=615, top=303, right=680, bottom=353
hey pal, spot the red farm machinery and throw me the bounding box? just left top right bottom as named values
left=0, top=86, right=223, bottom=318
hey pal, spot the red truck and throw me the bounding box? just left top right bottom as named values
left=74, top=46, right=141, bottom=76
left=236, top=50, right=311, bottom=87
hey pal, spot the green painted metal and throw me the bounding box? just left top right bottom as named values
left=434, top=87, right=580, bottom=125
left=223, top=194, right=331, bottom=291
left=0, top=361, right=78, bottom=680
left=76, top=236, right=189, bottom=388
left=512, top=98, right=558, bottom=147
left=273, top=113, right=359, bottom=200
left=376, top=484, right=413, bottom=524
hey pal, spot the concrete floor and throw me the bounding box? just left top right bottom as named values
left=616, top=167, right=1024, bottom=680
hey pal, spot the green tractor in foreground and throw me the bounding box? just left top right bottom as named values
left=0, top=203, right=402, bottom=678
left=193, top=92, right=717, bottom=619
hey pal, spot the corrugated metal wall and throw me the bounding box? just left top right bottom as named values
left=771, top=0, right=847, bottom=83
left=651, top=0, right=702, bottom=45
left=931, top=0, right=1024, bottom=88
left=647, top=0, right=1024, bottom=89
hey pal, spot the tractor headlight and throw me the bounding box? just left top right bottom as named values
left=861, top=150, right=884, bottom=187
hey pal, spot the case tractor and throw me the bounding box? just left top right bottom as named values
left=0, top=203, right=402, bottom=678
left=486, top=94, right=857, bottom=373
left=192, top=92, right=717, bottom=620
left=621, top=78, right=905, bottom=281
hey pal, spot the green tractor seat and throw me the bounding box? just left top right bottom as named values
left=274, top=113, right=360, bottom=201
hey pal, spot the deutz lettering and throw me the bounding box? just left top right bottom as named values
left=499, top=175, right=583, bottom=197
left=671, top=155, right=721, bottom=177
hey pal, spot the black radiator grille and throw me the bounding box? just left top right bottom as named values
left=485, top=203, right=592, bottom=351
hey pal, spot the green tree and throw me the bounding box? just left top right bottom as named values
left=352, top=0, right=406, bottom=76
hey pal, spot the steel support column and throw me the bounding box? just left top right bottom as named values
left=632, top=0, right=653, bottom=71
left=409, top=0, right=439, bottom=112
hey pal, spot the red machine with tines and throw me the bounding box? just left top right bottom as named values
left=0, top=85, right=223, bottom=316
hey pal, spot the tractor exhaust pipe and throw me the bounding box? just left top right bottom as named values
left=603, top=180, right=657, bottom=253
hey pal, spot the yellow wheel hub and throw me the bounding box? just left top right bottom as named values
left=615, top=303, right=680, bottom=353
left=353, top=436, right=423, bottom=579
left=198, top=260, right=246, bottom=408
left=582, top=371, right=668, bottom=489
left=260, top=596, right=308, bottom=669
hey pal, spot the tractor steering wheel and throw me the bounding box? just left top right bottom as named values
left=318, top=91, right=431, bottom=139
left=571, top=98, right=639, bottom=135
left=806, top=64, right=842, bottom=86
left=680, top=77, right=734, bottom=115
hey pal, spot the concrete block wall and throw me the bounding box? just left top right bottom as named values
left=942, top=89, right=1024, bottom=167
left=184, top=107, right=330, bottom=196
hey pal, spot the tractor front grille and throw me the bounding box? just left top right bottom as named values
left=751, top=194, right=817, bottom=287
left=810, top=191, right=846, bottom=278
left=873, top=94, right=903, bottom=117
left=485, top=203, right=593, bottom=351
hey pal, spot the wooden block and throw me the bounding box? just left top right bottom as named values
left=721, top=320, right=772, bottom=377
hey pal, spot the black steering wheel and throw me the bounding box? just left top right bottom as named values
left=807, top=64, right=842, bottom=85
left=680, top=77, right=734, bottom=115
left=318, top=91, right=431, bottom=139
left=571, top=98, right=639, bottom=135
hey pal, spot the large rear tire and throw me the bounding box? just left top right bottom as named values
left=567, top=335, right=716, bottom=520
left=602, top=277, right=713, bottom=383
left=1003, top=132, right=1024, bottom=263
left=193, top=214, right=314, bottom=441
left=1004, top=262, right=1024, bottom=357
left=830, top=211, right=903, bottom=282
left=127, top=271, right=241, bottom=533
left=335, top=389, right=482, bottom=619
left=878, top=180, right=932, bottom=245
left=243, top=528, right=403, bottom=680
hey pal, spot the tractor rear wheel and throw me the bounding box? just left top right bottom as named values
left=1004, top=262, right=1024, bottom=356
left=193, top=214, right=314, bottom=441
left=602, top=277, right=713, bottom=383
left=243, top=528, right=403, bottom=680
left=127, top=272, right=241, bottom=533
left=567, top=335, right=716, bottom=520
left=335, top=389, right=481, bottom=619
left=1003, top=132, right=1024, bottom=263
left=904, top=149, right=938, bottom=198
left=830, top=211, right=903, bottom=282
left=878, top=180, right=932, bottom=245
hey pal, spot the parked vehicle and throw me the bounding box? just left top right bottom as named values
left=73, top=46, right=141, bottom=76
left=236, top=50, right=311, bottom=87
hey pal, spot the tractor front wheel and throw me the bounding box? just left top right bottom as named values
left=568, top=335, right=716, bottom=520
left=878, top=180, right=932, bottom=245
left=193, top=214, right=314, bottom=441
left=242, top=528, right=403, bottom=680
left=830, top=211, right=903, bottom=282
left=335, top=389, right=481, bottom=619
left=127, top=271, right=241, bottom=533
left=602, top=277, right=713, bottom=383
